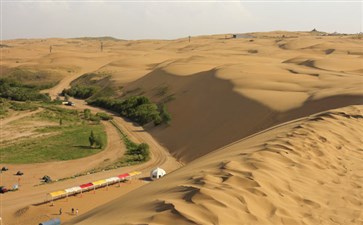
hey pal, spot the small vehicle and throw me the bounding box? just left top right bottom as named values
left=0, top=186, right=8, bottom=194
left=66, top=101, right=75, bottom=106
left=42, top=175, right=52, bottom=183
left=16, top=171, right=24, bottom=176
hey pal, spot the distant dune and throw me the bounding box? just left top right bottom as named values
left=66, top=105, right=363, bottom=225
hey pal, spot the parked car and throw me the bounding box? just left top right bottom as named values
left=16, top=171, right=24, bottom=176
left=0, top=186, right=8, bottom=194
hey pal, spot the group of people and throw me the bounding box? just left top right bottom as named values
left=59, top=207, right=78, bottom=216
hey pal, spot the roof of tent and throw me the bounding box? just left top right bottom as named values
left=151, top=167, right=166, bottom=174
left=80, top=183, right=93, bottom=189
left=49, top=190, right=67, bottom=198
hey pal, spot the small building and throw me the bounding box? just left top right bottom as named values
left=150, top=167, right=166, bottom=180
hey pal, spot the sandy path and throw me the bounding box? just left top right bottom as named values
left=0, top=109, right=42, bottom=126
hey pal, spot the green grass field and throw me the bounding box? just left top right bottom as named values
left=0, top=105, right=107, bottom=164
left=0, top=124, right=106, bottom=164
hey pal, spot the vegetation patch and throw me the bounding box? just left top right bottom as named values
left=63, top=72, right=116, bottom=100
left=0, top=124, right=106, bottom=163
left=0, top=106, right=107, bottom=164
left=0, top=78, right=51, bottom=101
left=62, top=85, right=99, bottom=99
left=0, top=68, right=59, bottom=89
left=10, top=102, right=38, bottom=111
left=88, top=96, right=171, bottom=126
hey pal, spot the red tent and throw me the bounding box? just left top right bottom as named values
left=118, top=173, right=129, bottom=180
left=80, top=183, right=93, bottom=189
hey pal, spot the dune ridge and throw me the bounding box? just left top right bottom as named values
left=67, top=105, right=363, bottom=225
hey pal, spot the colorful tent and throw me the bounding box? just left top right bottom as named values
left=80, top=183, right=93, bottom=189
left=46, top=170, right=142, bottom=202
left=49, top=190, right=67, bottom=199
left=92, top=179, right=107, bottom=187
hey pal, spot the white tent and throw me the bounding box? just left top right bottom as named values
left=150, top=167, right=166, bottom=180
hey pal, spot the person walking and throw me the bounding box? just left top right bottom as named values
left=76, top=208, right=79, bottom=216
left=59, top=208, right=62, bottom=215
left=71, top=208, right=74, bottom=215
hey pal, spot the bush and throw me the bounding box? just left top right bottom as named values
left=0, top=79, right=51, bottom=102
left=96, top=112, right=113, bottom=120
left=89, top=96, right=164, bottom=125
left=62, top=85, right=98, bottom=99
left=160, top=104, right=171, bottom=125
left=89, top=114, right=101, bottom=123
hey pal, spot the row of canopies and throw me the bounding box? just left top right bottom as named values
left=47, top=171, right=141, bottom=201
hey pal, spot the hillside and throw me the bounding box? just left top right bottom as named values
left=66, top=105, right=363, bottom=225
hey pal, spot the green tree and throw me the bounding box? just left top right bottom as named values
left=89, top=130, right=96, bottom=147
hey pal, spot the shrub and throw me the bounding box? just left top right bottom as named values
left=0, top=78, right=51, bottom=102
left=89, top=96, right=163, bottom=125
left=160, top=104, right=171, bottom=125
left=96, top=112, right=113, bottom=120
left=62, top=85, right=98, bottom=99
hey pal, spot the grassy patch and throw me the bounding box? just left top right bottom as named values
left=64, top=72, right=116, bottom=100
left=0, top=67, right=59, bottom=89
left=0, top=105, right=107, bottom=164
left=10, top=102, right=38, bottom=111
left=0, top=124, right=106, bottom=164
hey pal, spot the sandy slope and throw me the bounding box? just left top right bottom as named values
left=67, top=105, right=363, bottom=225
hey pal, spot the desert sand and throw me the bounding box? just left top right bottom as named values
left=0, top=31, right=362, bottom=225
left=66, top=105, right=363, bottom=225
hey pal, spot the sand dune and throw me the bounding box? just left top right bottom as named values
left=67, top=105, right=363, bottom=225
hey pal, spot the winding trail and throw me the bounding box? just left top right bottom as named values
left=1, top=63, right=182, bottom=225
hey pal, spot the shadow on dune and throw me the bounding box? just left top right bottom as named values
left=123, top=69, right=363, bottom=163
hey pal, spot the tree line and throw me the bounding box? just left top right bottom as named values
left=88, top=96, right=171, bottom=126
